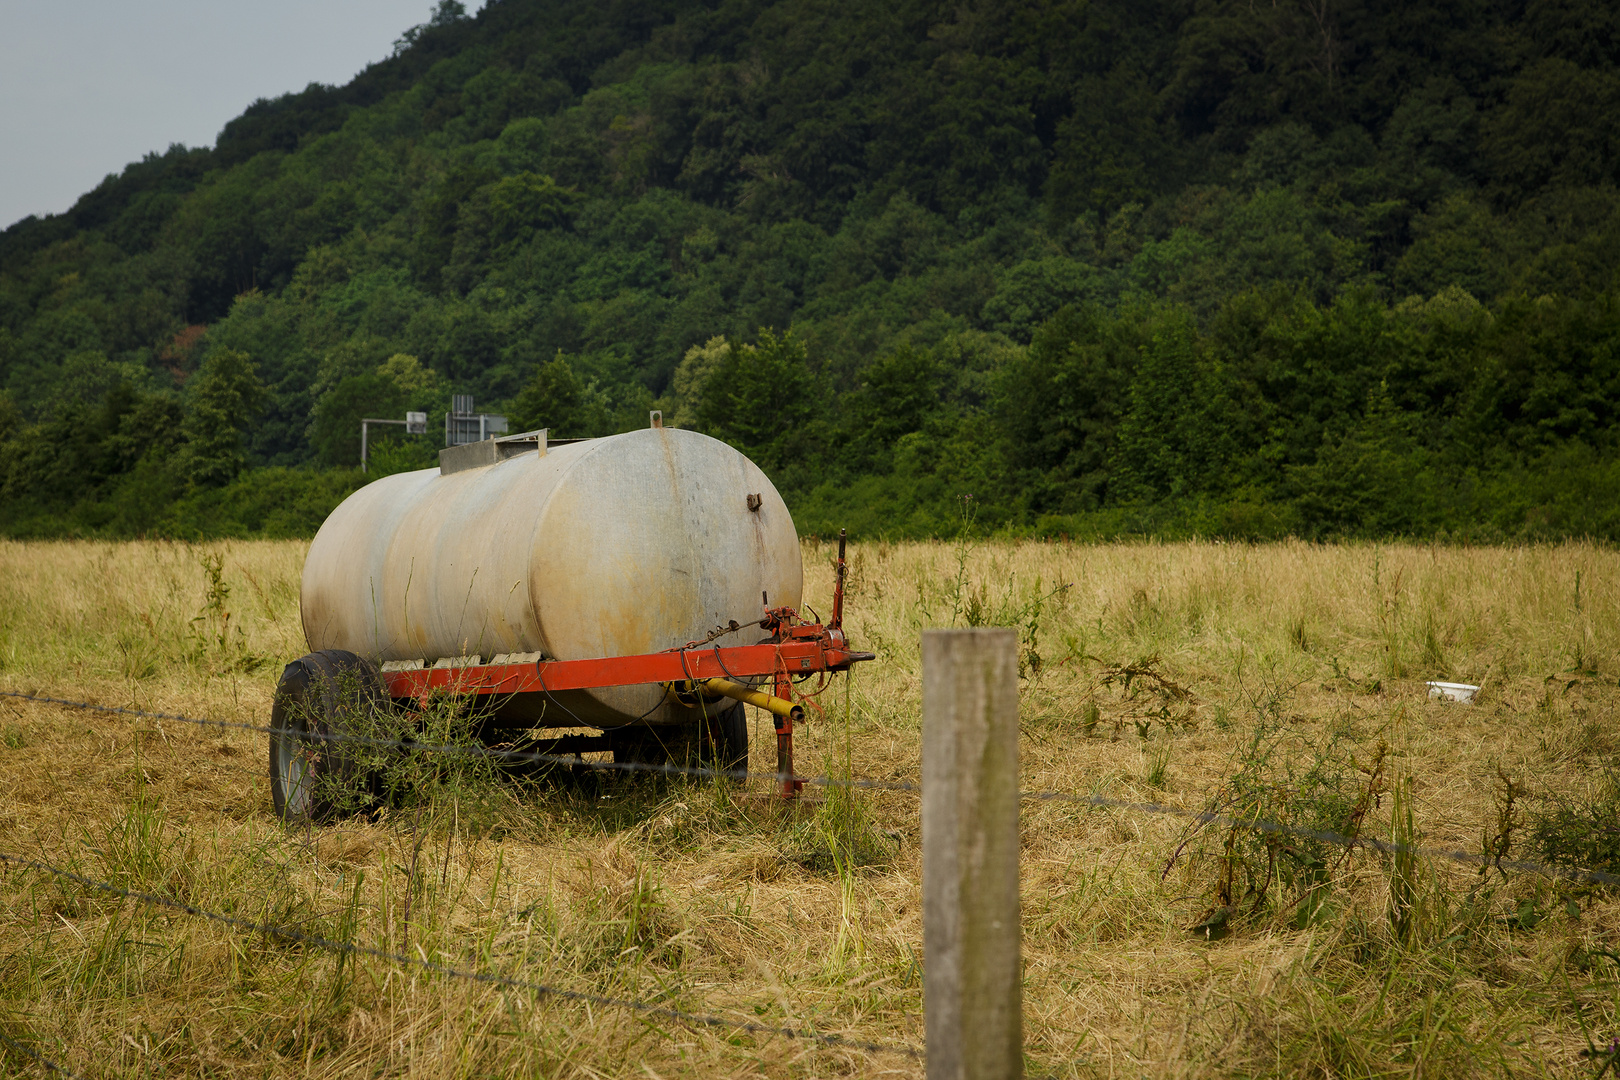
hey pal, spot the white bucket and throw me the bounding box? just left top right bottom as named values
left=1426, top=681, right=1479, bottom=704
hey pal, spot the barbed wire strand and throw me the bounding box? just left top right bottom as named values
left=0, top=851, right=918, bottom=1061
left=0, top=1031, right=87, bottom=1080
left=9, top=689, right=1620, bottom=887
left=1018, top=788, right=1620, bottom=887
left=0, top=690, right=918, bottom=794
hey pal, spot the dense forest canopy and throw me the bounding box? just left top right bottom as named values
left=3, top=0, right=1619, bottom=539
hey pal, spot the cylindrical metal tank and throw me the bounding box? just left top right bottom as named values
left=300, top=427, right=803, bottom=726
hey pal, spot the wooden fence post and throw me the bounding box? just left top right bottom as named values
left=923, top=628, right=1022, bottom=1080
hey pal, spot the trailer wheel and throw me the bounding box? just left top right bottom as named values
left=269, top=650, right=387, bottom=824
left=611, top=728, right=671, bottom=769
left=705, top=701, right=748, bottom=779
left=610, top=702, right=746, bottom=780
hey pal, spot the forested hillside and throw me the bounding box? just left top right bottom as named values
left=3, top=0, right=1619, bottom=539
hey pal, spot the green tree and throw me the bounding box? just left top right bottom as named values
left=376, top=353, right=448, bottom=412
left=1484, top=60, right=1620, bottom=201
left=671, top=336, right=729, bottom=428
left=177, top=348, right=266, bottom=486
left=1111, top=313, right=1245, bottom=502
left=508, top=353, right=608, bottom=437
left=430, top=0, right=467, bottom=26
left=846, top=346, right=941, bottom=468
left=1391, top=194, right=1515, bottom=300
left=1289, top=385, right=1445, bottom=536
left=693, top=329, right=813, bottom=472
left=309, top=373, right=402, bottom=469
left=1045, top=71, right=1176, bottom=224
left=994, top=305, right=1146, bottom=512
left=487, top=173, right=579, bottom=244
left=0, top=391, right=19, bottom=444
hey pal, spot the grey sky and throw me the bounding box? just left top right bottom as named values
left=0, top=1, right=464, bottom=230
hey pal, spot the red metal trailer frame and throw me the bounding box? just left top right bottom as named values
left=378, top=532, right=873, bottom=796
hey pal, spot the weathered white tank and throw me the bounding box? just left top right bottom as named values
left=300, top=426, right=802, bottom=725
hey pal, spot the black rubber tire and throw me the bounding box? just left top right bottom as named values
left=705, top=701, right=748, bottom=779
left=268, top=650, right=387, bottom=824
left=610, top=702, right=746, bottom=780
left=611, top=727, right=673, bottom=769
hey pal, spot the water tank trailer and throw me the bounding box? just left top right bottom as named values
left=270, top=417, right=873, bottom=820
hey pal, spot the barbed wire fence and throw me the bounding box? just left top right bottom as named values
left=0, top=850, right=918, bottom=1061
left=0, top=1032, right=86, bottom=1080
left=6, top=689, right=1614, bottom=886
left=4, top=684, right=1618, bottom=1076
left=0, top=688, right=929, bottom=1075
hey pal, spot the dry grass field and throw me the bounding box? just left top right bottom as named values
left=3, top=536, right=1620, bottom=1078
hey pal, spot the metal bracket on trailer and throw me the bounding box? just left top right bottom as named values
left=377, top=532, right=869, bottom=798
left=379, top=626, right=871, bottom=798
left=380, top=629, right=871, bottom=701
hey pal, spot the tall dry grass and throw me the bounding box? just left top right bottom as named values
left=1, top=536, right=1618, bottom=1077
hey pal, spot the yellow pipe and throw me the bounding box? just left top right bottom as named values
left=702, top=677, right=801, bottom=718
